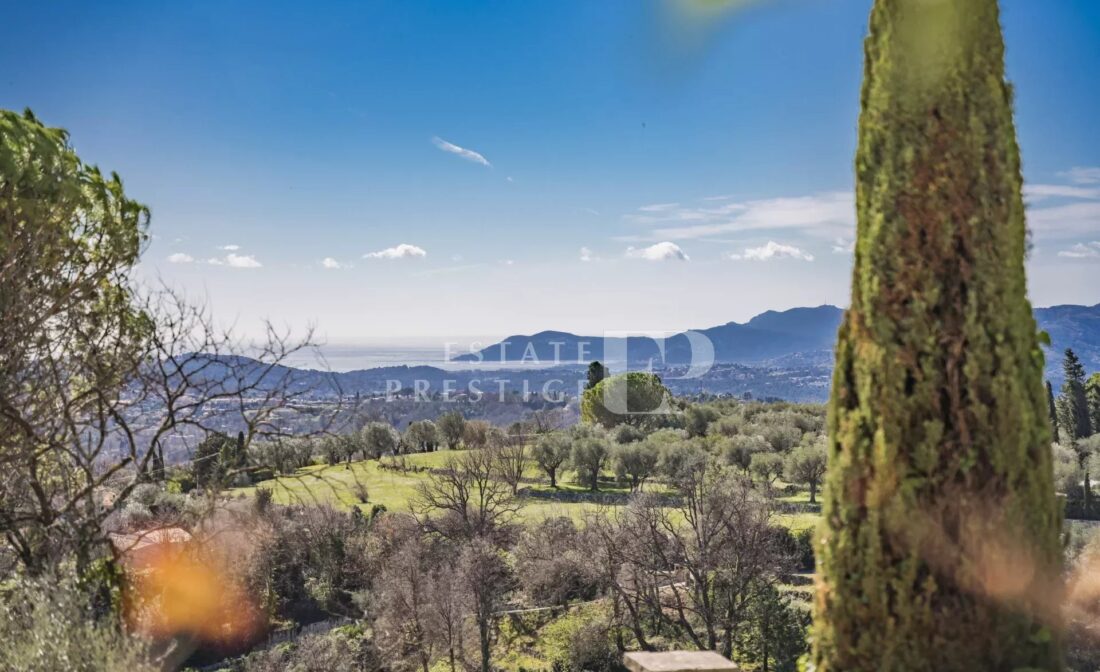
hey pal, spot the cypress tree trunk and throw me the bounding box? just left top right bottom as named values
left=813, top=1, right=1063, bottom=670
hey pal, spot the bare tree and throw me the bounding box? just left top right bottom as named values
left=458, top=538, right=512, bottom=672
left=413, top=449, right=519, bottom=541
left=373, top=536, right=438, bottom=672
left=592, top=460, right=785, bottom=658
left=489, top=432, right=528, bottom=495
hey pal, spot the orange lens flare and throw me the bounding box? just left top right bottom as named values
left=123, top=542, right=263, bottom=647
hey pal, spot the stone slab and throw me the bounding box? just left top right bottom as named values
left=623, top=651, right=739, bottom=672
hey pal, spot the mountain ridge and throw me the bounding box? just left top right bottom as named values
left=454, top=303, right=1100, bottom=382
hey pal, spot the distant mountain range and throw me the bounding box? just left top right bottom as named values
left=455, top=303, right=1100, bottom=383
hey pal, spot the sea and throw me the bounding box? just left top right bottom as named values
left=280, top=342, right=577, bottom=373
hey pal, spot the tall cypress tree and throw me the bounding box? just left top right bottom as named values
left=1047, top=380, right=1060, bottom=441
left=813, top=1, right=1062, bottom=669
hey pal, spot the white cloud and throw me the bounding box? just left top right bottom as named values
left=1024, top=184, right=1100, bottom=201
left=628, top=192, right=855, bottom=242
left=501, top=259, right=515, bottom=266
left=1029, top=201, right=1100, bottom=237
left=166, top=252, right=194, bottom=264
left=321, top=257, right=350, bottom=269
left=831, top=238, right=854, bottom=254
left=1060, top=167, right=1100, bottom=185
left=219, top=244, right=241, bottom=251
left=729, top=241, right=814, bottom=262
left=431, top=137, right=491, bottom=167
left=638, top=202, right=680, bottom=212
left=225, top=253, right=262, bottom=268
left=364, top=244, right=427, bottom=260
left=579, top=246, right=595, bottom=262
left=625, top=241, right=689, bottom=262
left=1057, top=242, right=1100, bottom=259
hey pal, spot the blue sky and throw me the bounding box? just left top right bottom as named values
left=2, top=0, right=1099, bottom=342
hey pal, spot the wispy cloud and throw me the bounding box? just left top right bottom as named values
left=579, top=246, right=596, bottom=262
left=831, top=238, right=854, bottom=254
left=431, top=137, right=491, bottom=167
left=167, top=252, right=194, bottom=264
left=1060, top=167, right=1100, bottom=185
left=364, top=244, right=427, bottom=259
left=638, top=202, right=680, bottom=212
left=1025, top=172, right=1100, bottom=238
left=1058, top=242, right=1100, bottom=259
left=625, top=241, right=690, bottom=262
left=219, top=244, right=241, bottom=251
left=729, top=241, right=814, bottom=262
left=627, top=192, right=855, bottom=242
left=1024, top=184, right=1100, bottom=201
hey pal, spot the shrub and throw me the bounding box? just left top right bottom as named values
left=0, top=572, right=156, bottom=672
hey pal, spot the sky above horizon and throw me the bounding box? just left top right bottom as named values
left=2, top=0, right=1099, bottom=343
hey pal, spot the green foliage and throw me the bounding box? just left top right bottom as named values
left=814, top=1, right=1063, bottom=669
left=571, top=434, right=610, bottom=491
left=193, top=431, right=234, bottom=488
left=437, top=411, right=467, bottom=449
left=360, top=421, right=399, bottom=458
left=611, top=440, right=659, bottom=491
left=532, top=432, right=572, bottom=487
left=784, top=442, right=827, bottom=504
left=735, top=581, right=809, bottom=672
left=1086, top=373, right=1100, bottom=439
left=1059, top=349, right=1092, bottom=442
left=585, top=360, right=608, bottom=391
left=684, top=405, right=719, bottom=438
left=0, top=571, right=156, bottom=672
left=405, top=419, right=441, bottom=452
left=749, top=451, right=784, bottom=487
left=580, top=372, right=672, bottom=430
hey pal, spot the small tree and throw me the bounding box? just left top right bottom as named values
left=785, top=442, right=827, bottom=504
left=489, top=434, right=528, bottom=495
left=361, top=422, right=400, bottom=458
left=458, top=539, right=512, bottom=672
left=461, top=420, right=493, bottom=450
left=572, top=436, right=610, bottom=491
left=531, top=433, right=571, bottom=488
left=736, top=581, right=810, bottom=672
left=612, top=441, right=659, bottom=491
left=683, top=405, right=718, bottom=438
left=193, top=432, right=233, bottom=489
left=1059, top=348, right=1093, bottom=442
left=406, top=420, right=441, bottom=453
left=749, top=452, right=784, bottom=488
left=437, top=411, right=466, bottom=450
left=585, top=360, right=608, bottom=390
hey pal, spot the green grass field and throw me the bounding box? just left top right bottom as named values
left=231, top=450, right=822, bottom=530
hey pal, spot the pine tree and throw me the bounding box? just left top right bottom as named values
left=1088, top=373, right=1100, bottom=437
left=813, top=1, right=1062, bottom=669
left=585, top=360, right=608, bottom=390
left=1059, top=348, right=1092, bottom=442
left=1047, top=380, right=1060, bottom=440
